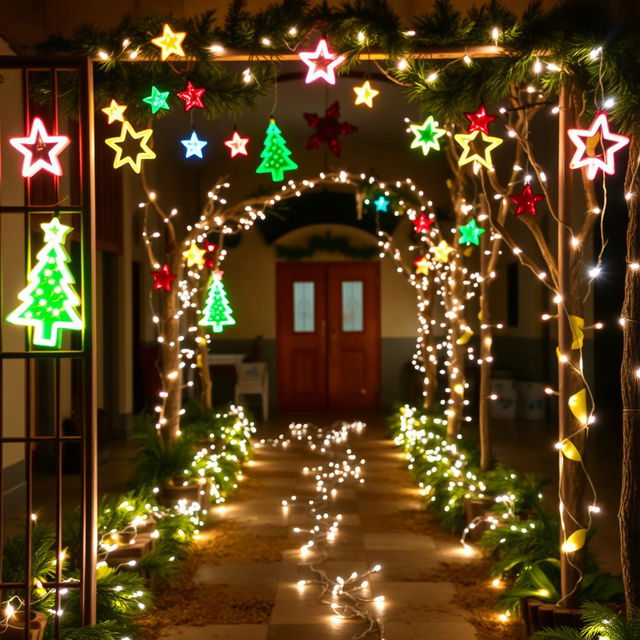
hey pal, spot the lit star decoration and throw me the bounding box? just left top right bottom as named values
left=181, top=131, right=208, bottom=159
left=298, top=38, right=345, bottom=85
left=409, top=116, right=446, bottom=156
left=152, top=264, right=176, bottom=292
left=101, top=99, right=127, bottom=124
left=430, top=240, right=454, bottom=263
left=414, top=256, right=430, bottom=276
left=454, top=130, right=503, bottom=169
left=151, top=23, right=186, bottom=60
left=304, top=101, right=357, bottom=156
left=224, top=130, right=250, bottom=157
left=353, top=80, right=379, bottom=108
left=412, top=214, right=434, bottom=234
left=105, top=122, right=156, bottom=174
left=9, top=117, right=71, bottom=178
left=6, top=217, right=82, bottom=348
left=374, top=196, right=390, bottom=212
left=256, top=119, right=298, bottom=182
left=177, top=81, right=206, bottom=112
left=143, top=86, right=171, bottom=114
left=567, top=111, right=630, bottom=180
left=457, top=218, right=485, bottom=246
left=510, top=184, right=544, bottom=216
left=183, top=242, right=206, bottom=268
left=464, top=104, right=497, bottom=135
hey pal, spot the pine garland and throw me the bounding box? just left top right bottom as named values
left=275, top=230, right=378, bottom=260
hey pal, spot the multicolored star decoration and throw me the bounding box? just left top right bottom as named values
left=412, top=214, right=434, bottom=235
left=105, top=122, right=156, bottom=173
left=303, top=101, right=357, bottom=156
left=414, top=256, right=431, bottom=276
left=143, top=86, right=171, bottom=114
left=298, top=38, right=345, bottom=85
left=101, top=99, right=127, bottom=124
left=177, top=81, right=206, bottom=111
left=457, top=218, right=485, bottom=246
left=9, top=117, right=71, bottom=178
left=510, top=184, right=544, bottom=216
left=567, top=111, right=630, bottom=180
left=353, top=80, right=379, bottom=108
left=151, top=23, right=186, bottom=60
left=152, top=264, right=177, bottom=292
left=454, top=129, right=503, bottom=169
left=409, top=116, right=446, bottom=156
left=464, top=104, right=496, bottom=135
left=224, top=130, right=250, bottom=157
left=183, top=241, right=206, bottom=268
left=430, top=240, right=454, bottom=263
left=373, top=195, right=390, bottom=212
left=181, top=131, right=208, bottom=158
left=203, top=242, right=217, bottom=269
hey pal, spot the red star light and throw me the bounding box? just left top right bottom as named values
left=152, top=264, right=177, bottom=292
left=298, top=38, right=345, bottom=85
left=203, top=242, right=217, bottom=269
left=412, top=214, right=434, bottom=234
left=510, top=184, right=544, bottom=216
left=567, top=111, right=630, bottom=180
left=304, top=101, right=357, bottom=156
left=10, top=117, right=71, bottom=178
left=464, top=104, right=497, bottom=135
left=177, top=81, right=206, bottom=111
left=224, top=130, right=250, bottom=157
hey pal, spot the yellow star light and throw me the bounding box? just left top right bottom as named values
left=183, top=242, right=206, bottom=268
left=454, top=130, right=503, bottom=169
left=414, top=256, right=430, bottom=276
left=105, top=122, right=156, bottom=174
left=353, top=80, right=379, bottom=108
left=151, top=23, right=186, bottom=60
left=430, top=240, right=454, bottom=263
left=101, top=99, right=127, bottom=124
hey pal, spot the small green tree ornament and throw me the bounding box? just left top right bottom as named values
left=6, top=217, right=83, bottom=348
left=256, top=118, right=298, bottom=182
left=199, top=271, right=236, bottom=333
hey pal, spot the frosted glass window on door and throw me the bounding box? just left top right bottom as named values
left=293, top=282, right=315, bottom=332
left=342, top=281, right=364, bottom=332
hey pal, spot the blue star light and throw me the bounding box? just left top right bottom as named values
left=181, top=131, right=208, bottom=159
left=374, top=195, right=390, bottom=212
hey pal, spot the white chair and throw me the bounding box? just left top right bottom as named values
left=234, top=362, right=269, bottom=420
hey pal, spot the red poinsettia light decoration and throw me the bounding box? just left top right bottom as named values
left=303, top=101, right=358, bottom=156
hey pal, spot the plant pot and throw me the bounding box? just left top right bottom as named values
left=464, top=497, right=493, bottom=541
left=106, top=533, right=155, bottom=566
left=522, top=597, right=582, bottom=635
left=5, top=611, right=47, bottom=640
left=160, top=481, right=211, bottom=511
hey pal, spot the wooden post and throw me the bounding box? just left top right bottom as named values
left=479, top=227, right=492, bottom=472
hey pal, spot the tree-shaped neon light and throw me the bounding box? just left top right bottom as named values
left=199, top=271, right=236, bottom=333
left=256, top=119, right=298, bottom=182
left=7, top=217, right=82, bottom=348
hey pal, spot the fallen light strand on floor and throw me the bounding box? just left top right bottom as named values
left=257, top=421, right=385, bottom=640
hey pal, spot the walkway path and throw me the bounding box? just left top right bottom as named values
left=159, top=419, right=478, bottom=640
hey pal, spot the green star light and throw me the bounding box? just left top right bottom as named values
left=143, top=86, right=171, bottom=114
left=457, top=218, right=485, bottom=246
left=409, top=116, right=446, bottom=156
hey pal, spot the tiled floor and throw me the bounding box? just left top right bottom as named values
left=162, top=417, right=478, bottom=639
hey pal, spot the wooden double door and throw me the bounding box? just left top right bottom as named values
left=276, top=262, right=380, bottom=411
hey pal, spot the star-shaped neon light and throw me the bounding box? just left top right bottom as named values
left=105, top=121, right=156, bottom=174
left=353, top=80, right=379, bottom=108
left=177, top=81, right=206, bottom=112
left=464, top=104, right=496, bottom=135
left=454, top=130, right=503, bottom=169
left=101, top=99, right=127, bottom=124
left=412, top=214, right=434, bottom=234
left=458, top=218, right=485, bottom=246
left=181, top=131, right=208, bottom=158
left=374, top=196, right=390, bottom=212
left=224, top=130, right=250, bottom=157
left=304, top=101, right=357, bottom=156
left=414, top=256, right=430, bottom=276
left=509, top=184, right=544, bottom=216
left=183, top=241, right=206, bottom=268
left=143, top=86, right=171, bottom=114
left=151, top=23, right=186, bottom=60
left=152, top=264, right=177, bottom=292
left=409, top=116, right=446, bottom=155
left=298, top=38, right=345, bottom=85
left=430, top=240, right=454, bottom=263
left=567, top=111, right=630, bottom=180
left=10, top=117, right=71, bottom=178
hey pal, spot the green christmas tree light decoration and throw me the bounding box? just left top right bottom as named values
left=6, top=217, right=83, bottom=348
left=199, top=271, right=236, bottom=333
left=256, top=118, right=298, bottom=182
